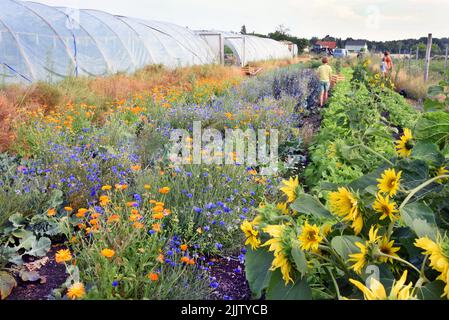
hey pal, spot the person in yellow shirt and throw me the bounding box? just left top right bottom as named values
left=317, top=56, right=333, bottom=107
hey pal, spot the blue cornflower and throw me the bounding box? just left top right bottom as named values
left=193, top=207, right=203, bottom=214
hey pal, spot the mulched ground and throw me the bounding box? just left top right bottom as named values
left=6, top=246, right=68, bottom=301
left=208, top=256, right=251, bottom=300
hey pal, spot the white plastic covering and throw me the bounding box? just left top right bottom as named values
left=221, top=32, right=293, bottom=66
left=0, top=0, right=217, bottom=83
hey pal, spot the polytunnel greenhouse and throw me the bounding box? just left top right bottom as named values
left=0, top=0, right=295, bottom=84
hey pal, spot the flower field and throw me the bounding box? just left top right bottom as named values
left=1, top=58, right=449, bottom=301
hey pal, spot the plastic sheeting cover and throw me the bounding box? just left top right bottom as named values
left=0, top=0, right=217, bottom=83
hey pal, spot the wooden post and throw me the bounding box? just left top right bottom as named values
left=424, top=33, right=432, bottom=82
left=445, top=44, right=448, bottom=81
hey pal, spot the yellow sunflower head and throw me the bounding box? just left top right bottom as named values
left=350, top=270, right=416, bottom=300
left=377, top=168, right=402, bottom=197
left=372, top=193, right=399, bottom=221
left=280, top=176, right=300, bottom=203
left=298, top=222, right=323, bottom=252
left=262, top=224, right=294, bottom=284
left=276, top=202, right=290, bottom=215
left=436, top=166, right=449, bottom=183
left=378, top=236, right=400, bottom=263
left=240, top=220, right=261, bottom=250
left=328, top=188, right=363, bottom=234
left=396, top=128, right=414, bottom=158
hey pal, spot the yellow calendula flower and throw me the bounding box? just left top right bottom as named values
left=377, top=169, right=402, bottom=197
left=328, top=187, right=363, bottom=235
left=298, top=222, right=323, bottom=252
left=67, top=282, right=86, bottom=300
left=55, top=249, right=72, bottom=264
left=350, top=270, right=416, bottom=300
left=396, top=129, right=414, bottom=158
left=262, top=225, right=293, bottom=284
left=349, top=226, right=380, bottom=274
left=280, top=176, right=299, bottom=203
left=378, top=236, right=400, bottom=263
left=240, top=220, right=261, bottom=250
left=372, top=193, right=399, bottom=221
left=415, top=236, right=449, bottom=298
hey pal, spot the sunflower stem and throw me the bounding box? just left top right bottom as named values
left=378, top=252, right=429, bottom=282
left=353, top=144, right=394, bottom=166
left=399, top=175, right=449, bottom=210
left=326, top=267, right=342, bottom=300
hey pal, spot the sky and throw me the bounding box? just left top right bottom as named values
left=34, top=0, right=449, bottom=41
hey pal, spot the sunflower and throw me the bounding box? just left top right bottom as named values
left=350, top=270, right=416, bottom=300
left=262, top=225, right=293, bottom=284
left=378, top=236, right=400, bottom=263
left=415, top=236, right=449, bottom=298
left=67, top=282, right=86, bottom=300
left=349, top=226, right=380, bottom=274
left=276, top=202, right=289, bottom=215
left=298, top=222, right=323, bottom=252
left=372, top=193, right=399, bottom=221
left=377, top=168, right=402, bottom=197
left=280, top=176, right=299, bottom=203
left=328, top=187, right=363, bottom=235
left=436, top=166, right=449, bottom=183
left=240, top=220, right=261, bottom=250
left=396, top=129, right=414, bottom=158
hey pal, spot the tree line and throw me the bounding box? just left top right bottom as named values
left=240, top=25, right=449, bottom=56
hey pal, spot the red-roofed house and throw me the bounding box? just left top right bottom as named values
left=314, top=41, right=337, bottom=50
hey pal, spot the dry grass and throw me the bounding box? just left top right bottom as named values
left=252, top=55, right=311, bottom=71
left=392, top=69, right=429, bottom=100
left=0, top=59, right=302, bottom=152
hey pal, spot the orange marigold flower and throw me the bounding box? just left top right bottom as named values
left=101, top=249, right=116, bottom=258
left=133, top=222, right=144, bottom=229
left=107, top=214, right=120, bottom=224
left=131, top=209, right=139, bottom=215
left=180, top=256, right=190, bottom=264
left=157, top=254, right=164, bottom=263
left=101, top=185, right=112, bottom=191
left=152, top=213, right=164, bottom=220
left=67, top=282, right=85, bottom=300
left=127, top=202, right=138, bottom=207
left=148, top=273, right=159, bottom=281
left=180, top=244, right=188, bottom=251
left=130, top=214, right=143, bottom=222
left=115, top=184, right=128, bottom=191
left=64, top=207, right=73, bottom=212
left=159, top=187, right=170, bottom=194
left=99, top=196, right=110, bottom=206
left=55, top=249, right=72, bottom=264
left=47, top=208, right=57, bottom=217
left=131, top=165, right=142, bottom=171
left=152, top=205, right=164, bottom=213
left=152, top=223, right=162, bottom=233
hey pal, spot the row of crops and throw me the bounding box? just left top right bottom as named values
left=0, top=64, right=320, bottom=300
left=1, top=59, right=448, bottom=300
left=243, top=62, right=449, bottom=300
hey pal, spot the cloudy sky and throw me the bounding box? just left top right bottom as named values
left=35, top=0, right=448, bottom=41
